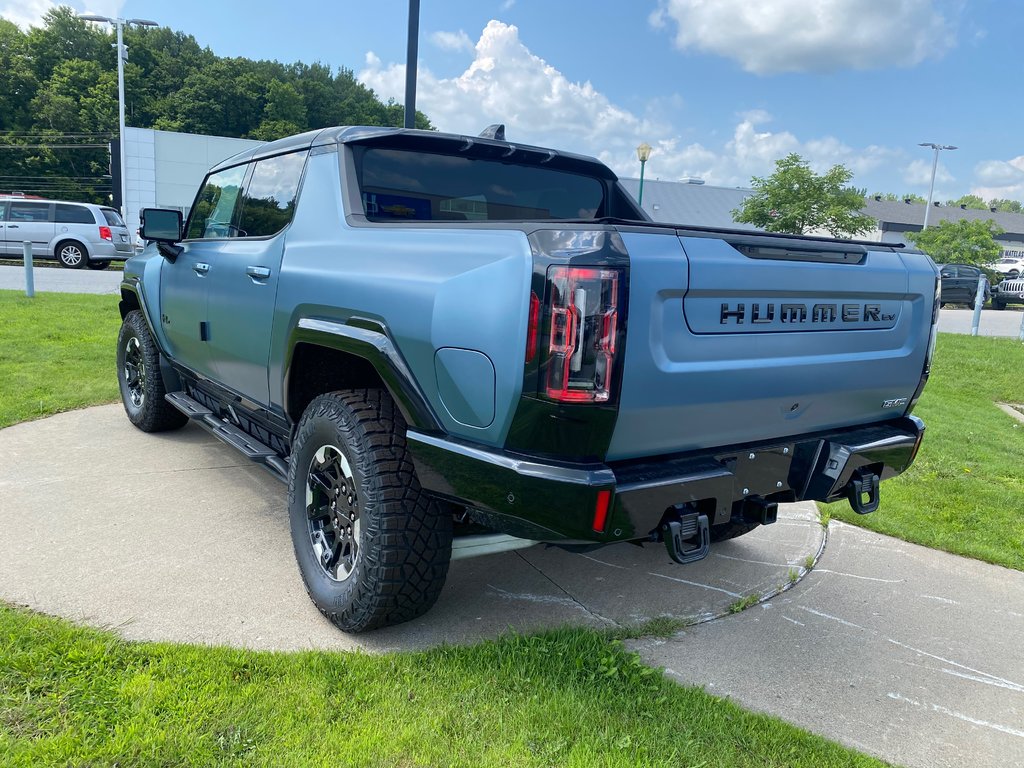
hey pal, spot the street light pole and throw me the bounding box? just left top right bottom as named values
left=636, top=142, right=652, bottom=208
left=918, top=142, right=957, bottom=230
left=79, top=14, right=158, bottom=220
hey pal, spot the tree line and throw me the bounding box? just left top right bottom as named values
left=0, top=7, right=431, bottom=203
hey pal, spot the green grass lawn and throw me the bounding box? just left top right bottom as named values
left=0, top=606, right=886, bottom=768
left=823, top=333, right=1024, bottom=570
left=0, top=291, right=121, bottom=428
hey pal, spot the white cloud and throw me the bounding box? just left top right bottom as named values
left=359, top=21, right=899, bottom=189
left=971, top=157, right=1024, bottom=203
left=0, top=0, right=125, bottom=29
left=430, top=30, right=474, bottom=53
left=902, top=158, right=954, bottom=187
left=650, top=0, right=956, bottom=74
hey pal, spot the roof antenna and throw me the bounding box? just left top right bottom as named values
left=479, top=124, right=506, bottom=141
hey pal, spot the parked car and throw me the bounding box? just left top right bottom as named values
left=939, top=263, right=991, bottom=307
left=0, top=197, right=133, bottom=268
left=992, top=277, right=1024, bottom=310
left=991, top=256, right=1024, bottom=279
left=116, top=126, right=935, bottom=632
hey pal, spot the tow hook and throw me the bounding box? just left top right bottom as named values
left=661, top=511, right=711, bottom=565
left=846, top=470, right=881, bottom=515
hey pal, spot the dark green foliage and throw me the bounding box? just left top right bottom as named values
left=0, top=8, right=432, bottom=204
left=906, top=218, right=1004, bottom=266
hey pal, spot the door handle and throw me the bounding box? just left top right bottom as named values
left=7, top=224, right=18, bottom=228
left=193, top=262, right=210, bottom=275
left=246, top=265, right=271, bottom=280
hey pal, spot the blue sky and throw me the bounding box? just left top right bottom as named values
left=6, top=1, right=1024, bottom=202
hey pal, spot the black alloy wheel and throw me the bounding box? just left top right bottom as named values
left=306, top=444, right=361, bottom=582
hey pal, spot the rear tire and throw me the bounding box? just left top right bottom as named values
left=56, top=240, right=87, bottom=269
left=116, top=310, right=188, bottom=432
left=288, top=389, right=452, bottom=632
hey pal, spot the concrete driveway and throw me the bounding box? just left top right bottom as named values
left=0, top=404, right=823, bottom=653
left=938, top=306, right=1024, bottom=338
left=0, top=263, right=123, bottom=294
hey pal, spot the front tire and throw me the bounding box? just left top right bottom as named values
left=56, top=240, right=87, bottom=269
left=116, top=310, right=188, bottom=432
left=288, top=389, right=452, bottom=632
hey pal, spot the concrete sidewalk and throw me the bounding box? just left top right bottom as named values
left=632, top=521, right=1024, bottom=768
left=0, top=404, right=823, bottom=653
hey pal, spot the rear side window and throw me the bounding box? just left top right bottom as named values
left=55, top=204, right=96, bottom=224
left=100, top=208, right=125, bottom=227
left=9, top=202, right=50, bottom=222
left=236, top=151, right=307, bottom=237
left=185, top=164, right=248, bottom=239
left=357, top=148, right=605, bottom=222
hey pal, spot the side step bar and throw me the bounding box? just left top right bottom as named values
left=165, top=391, right=289, bottom=482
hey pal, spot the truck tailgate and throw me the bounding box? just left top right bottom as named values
left=607, top=231, right=936, bottom=461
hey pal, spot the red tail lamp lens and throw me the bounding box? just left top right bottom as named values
left=525, top=291, right=541, bottom=363
left=99, top=226, right=112, bottom=241
left=592, top=489, right=612, bottom=532
left=543, top=266, right=620, bottom=403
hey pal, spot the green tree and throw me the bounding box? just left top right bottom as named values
left=734, top=153, right=875, bottom=237
left=987, top=198, right=1022, bottom=213
left=945, top=194, right=987, bottom=210
left=906, top=219, right=1004, bottom=266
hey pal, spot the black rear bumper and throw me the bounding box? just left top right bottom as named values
left=406, top=416, right=925, bottom=544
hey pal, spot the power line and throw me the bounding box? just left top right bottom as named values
left=0, top=144, right=110, bottom=149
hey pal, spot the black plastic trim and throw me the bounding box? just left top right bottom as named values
left=283, top=317, right=441, bottom=433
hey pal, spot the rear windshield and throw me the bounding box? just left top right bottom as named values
left=357, top=148, right=605, bottom=222
left=101, top=208, right=125, bottom=227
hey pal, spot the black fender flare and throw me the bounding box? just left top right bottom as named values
left=118, top=278, right=182, bottom=392
left=284, top=317, right=441, bottom=433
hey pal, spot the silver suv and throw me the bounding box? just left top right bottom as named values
left=0, top=197, right=134, bottom=269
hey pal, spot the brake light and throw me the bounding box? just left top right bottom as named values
left=592, top=489, right=612, bottom=532
left=542, top=266, right=620, bottom=403
left=525, top=291, right=540, bottom=363
left=99, top=226, right=112, bottom=241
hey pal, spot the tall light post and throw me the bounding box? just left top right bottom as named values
left=918, top=142, right=957, bottom=229
left=636, top=142, right=652, bottom=207
left=79, top=14, right=158, bottom=220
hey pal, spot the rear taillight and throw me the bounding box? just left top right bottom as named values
left=99, top=226, right=112, bottom=241
left=542, top=266, right=620, bottom=403
left=908, top=272, right=941, bottom=413
left=525, top=291, right=540, bottom=363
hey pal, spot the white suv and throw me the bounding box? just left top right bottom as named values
left=0, top=197, right=134, bottom=268
left=992, top=256, right=1024, bottom=279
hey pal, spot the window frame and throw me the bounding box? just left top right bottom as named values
left=182, top=149, right=308, bottom=243
left=8, top=202, right=53, bottom=223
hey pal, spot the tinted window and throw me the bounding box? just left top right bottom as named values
left=358, top=149, right=605, bottom=222
left=9, top=202, right=50, bottom=222
left=55, top=203, right=96, bottom=224
left=236, top=151, right=307, bottom=237
left=185, top=164, right=248, bottom=239
left=101, top=208, right=125, bottom=227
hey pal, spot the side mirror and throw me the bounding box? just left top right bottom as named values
left=140, top=208, right=183, bottom=261
left=140, top=208, right=182, bottom=241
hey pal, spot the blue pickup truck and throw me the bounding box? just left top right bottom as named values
left=117, top=126, right=937, bottom=632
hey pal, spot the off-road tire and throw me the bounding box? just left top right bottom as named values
left=288, top=389, right=453, bottom=633
left=56, top=240, right=87, bottom=268
left=116, top=310, right=188, bottom=432
left=709, top=520, right=760, bottom=542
